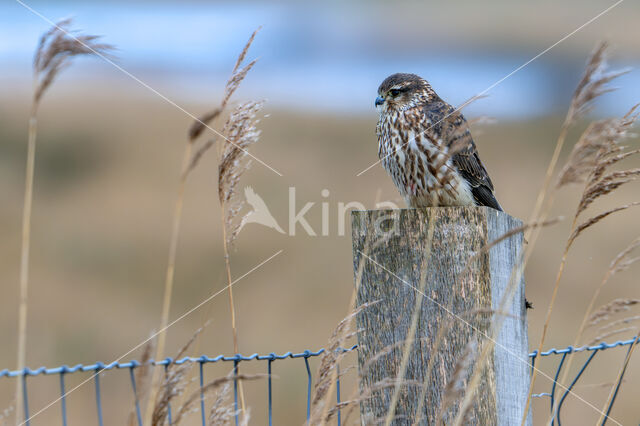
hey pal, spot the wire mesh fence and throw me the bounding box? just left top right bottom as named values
left=1, top=338, right=637, bottom=425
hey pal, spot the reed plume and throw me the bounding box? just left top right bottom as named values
left=524, top=42, right=628, bottom=260
left=15, top=19, right=112, bottom=426
left=308, top=302, right=377, bottom=425
left=589, top=299, right=640, bottom=327
left=146, top=29, right=261, bottom=424
left=124, top=325, right=261, bottom=426
left=548, top=108, right=640, bottom=411
left=522, top=42, right=635, bottom=423
left=150, top=325, right=205, bottom=426
left=598, top=315, right=640, bottom=332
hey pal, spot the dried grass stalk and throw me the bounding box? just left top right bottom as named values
left=309, top=302, right=376, bottom=425
left=147, top=139, right=197, bottom=425
left=126, top=337, right=156, bottom=424
left=559, top=104, right=639, bottom=192
left=599, top=315, right=640, bottom=332
left=218, top=101, right=264, bottom=224
left=539, top=103, right=640, bottom=422
left=569, top=202, right=640, bottom=246
left=524, top=41, right=630, bottom=424
left=609, top=237, right=640, bottom=275
left=150, top=325, right=206, bottom=425
left=208, top=379, right=247, bottom=426
left=436, top=338, right=478, bottom=424
left=33, top=18, right=114, bottom=105
left=588, top=299, right=640, bottom=327
left=575, top=380, right=626, bottom=390
left=558, top=121, right=622, bottom=187
left=149, top=28, right=261, bottom=424
left=215, top=101, right=265, bottom=418
left=186, top=139, right=216, bottom=176
left=597, top=330, right=640, bottom=425
left=189, top=109, right=223, bottom=143
left=210, top=29, right=262, bottom=418
left=172, top=374, right=261, bottom=425
left=16, top=19, right=113, bottom=424
left=577, top=164, right=640, bottom=217
left=462, top=217, right=562, bottom=273
left=187, top=28, right=260, bottom=147
left=148, top=325, right=263, bottom=426
left=555, top=235, right=640, bottom=421
left=340, top=378, right=422, bottom=426
left=588, top=327, right=635, bottom=346
left=566, top=42, right=629, bottom=125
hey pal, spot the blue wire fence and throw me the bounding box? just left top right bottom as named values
left=1, top=338, right=638, bottom=425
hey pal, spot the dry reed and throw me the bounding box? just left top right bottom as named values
left=521, top=42, right=635, bottom=424
left=588, top=299, right=640, bottom=327
left=545, top=103, right=640, bottom=421
left=150, top=325, right=206, bottom=425
left=169, top=374, right=260, bottom=425
left=461, top=217, right=563, bottom=275
left=436, top=338, right=478, bottom=425
left=146, top=28, right=261, bottom=424
left=15, top=19, right=112, bottom=426
left=565, top=236, right=640, bottom=349
left=308, top=302, right=376, bottom=425
left=146, top=139, right=195, bottom=426
left=597, top=330, right=640, bottom=424
left=216, top=98, right=263, bottom=418
left=588, top=327, right=635, bottom=346
left=129, top=325, right=262, bottom=426
left=598, top=315, right=640, bottom=331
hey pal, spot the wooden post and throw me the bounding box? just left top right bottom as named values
left=351, top=207, right=531, bottom=425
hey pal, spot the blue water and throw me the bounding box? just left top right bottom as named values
left=1, top=2, right=639, bottom=118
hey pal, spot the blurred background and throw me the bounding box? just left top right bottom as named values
left=1, top=0, right=640, bottom=424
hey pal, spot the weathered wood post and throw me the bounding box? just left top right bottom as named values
left=351, top=207, right=531, bottom=425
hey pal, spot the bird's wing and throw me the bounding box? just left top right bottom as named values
left=243, top=186, right=286, bottom=233
left=244, top=186, right=270, bottom=211
left=422, top=101, right=502, bottom=211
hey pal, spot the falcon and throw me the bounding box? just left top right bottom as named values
left=375, top=73, right=502, bottom=211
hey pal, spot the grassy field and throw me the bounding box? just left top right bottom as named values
left=1, top=78, right=639, bottom=424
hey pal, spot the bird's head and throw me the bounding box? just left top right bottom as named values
left=375, top=73, right=434, bottom=112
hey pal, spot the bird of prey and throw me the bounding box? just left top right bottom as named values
left=375, top=73, right=502, bottom=211
left=238, top=186, right=285, bottom=234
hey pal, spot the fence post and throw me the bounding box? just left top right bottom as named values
left=351, top=207, right=531, bottom=425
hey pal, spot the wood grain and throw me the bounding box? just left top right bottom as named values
left=351, top=207, right=531, bottom=425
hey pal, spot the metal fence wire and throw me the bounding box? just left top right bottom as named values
left=1, top=338, right=638, bottom=425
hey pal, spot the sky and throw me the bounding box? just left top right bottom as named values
left=1, top=1, right=640, bottom=118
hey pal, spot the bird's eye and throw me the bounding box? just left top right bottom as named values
left=389, top=89, right=401, bottom=97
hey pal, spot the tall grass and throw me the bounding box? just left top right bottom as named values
left=130, top=326, right=262, bottom=426
left=145, top=29, right=261, bottom=425
left=15, top=20, right=112, bottom=425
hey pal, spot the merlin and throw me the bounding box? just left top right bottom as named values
left=375, top=73, right=502, bottom=211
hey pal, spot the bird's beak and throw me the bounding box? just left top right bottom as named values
left=375, top=96, right=385, bottom=107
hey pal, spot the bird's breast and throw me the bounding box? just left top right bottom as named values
left=376, top=111, right=472, bottom=207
